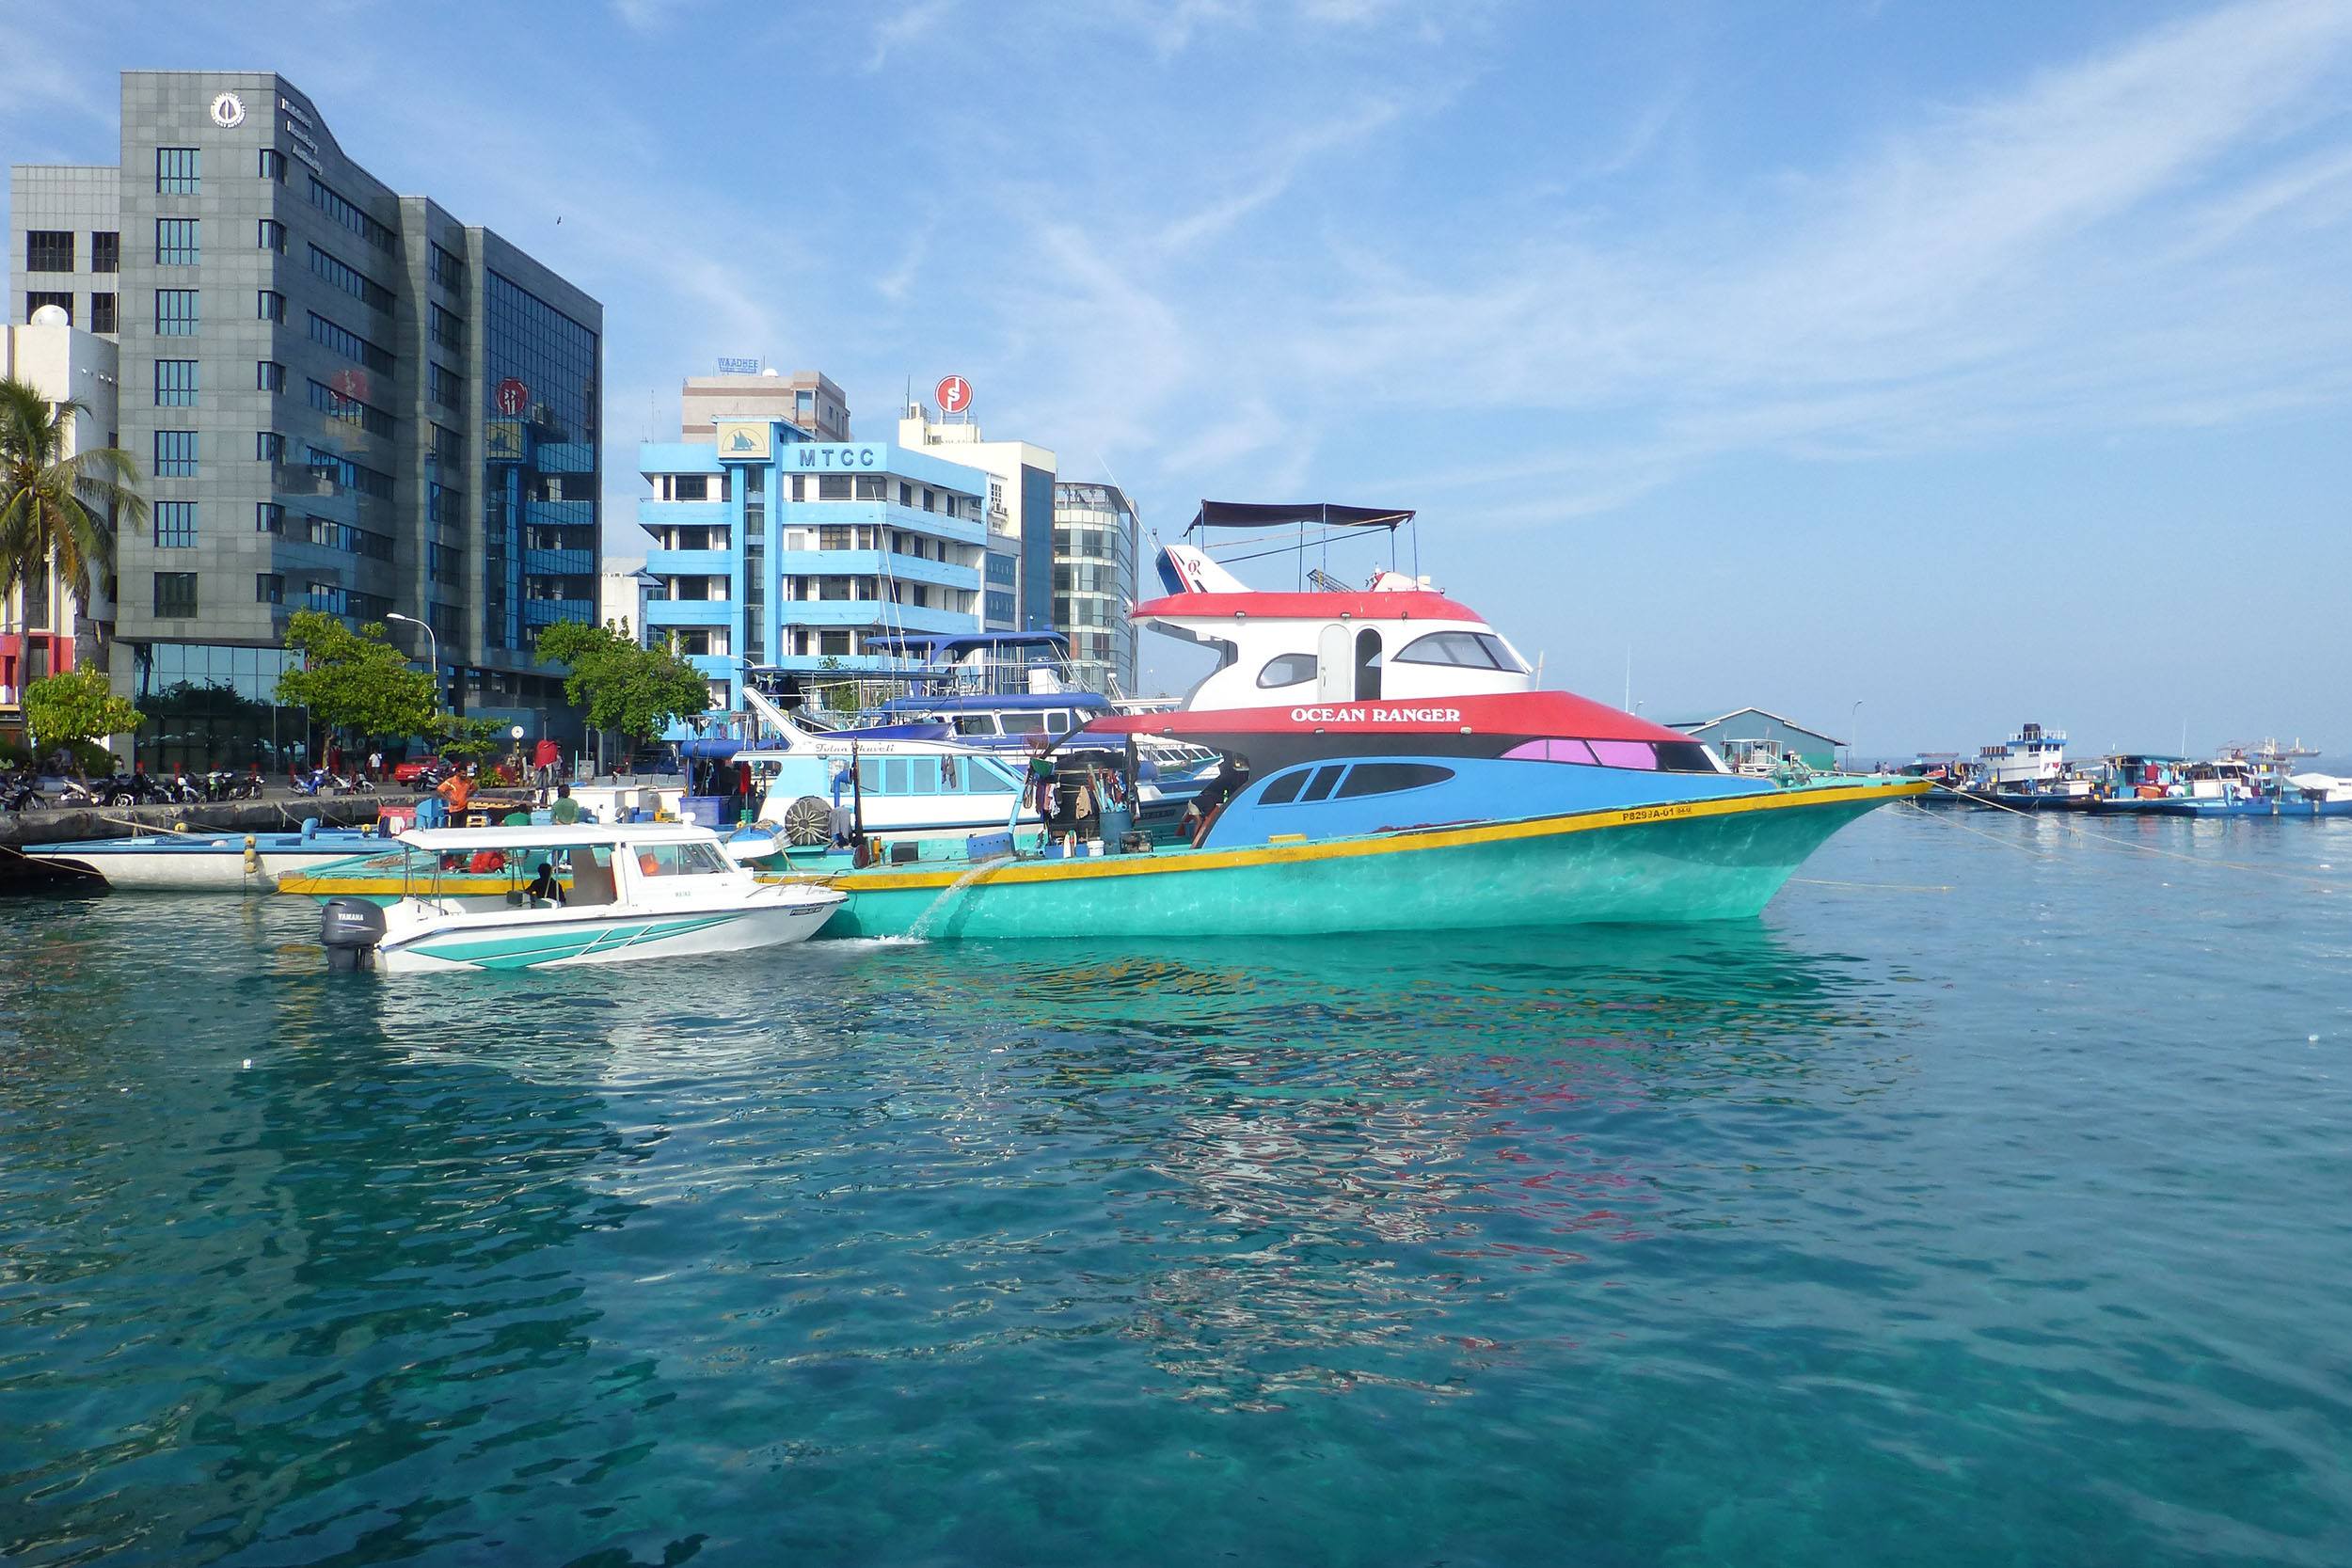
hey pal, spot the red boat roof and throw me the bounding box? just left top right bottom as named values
left=1088, top=690, right=1689, bottom=744
left=1130, top=590, right=1486, bottom=624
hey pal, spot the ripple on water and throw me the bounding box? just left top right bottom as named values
left=4, top=814, right=2352, bottom=1565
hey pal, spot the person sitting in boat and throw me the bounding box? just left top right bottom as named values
left=527, top=860, right=565, bottom=906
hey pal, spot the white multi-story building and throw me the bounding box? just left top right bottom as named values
left=1, top=307, right=119, bottom=743
left=896, top=403, right=1056, bottom=637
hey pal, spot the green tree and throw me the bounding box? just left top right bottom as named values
left=0, top=375, right=146, bottom=618
left=274, top=610, right=437, bottom=742
left=21, top=667, right=143, bottom=776
left=536, top=619, right=710, bottom=746
left=431, top=714, right=505, bottom=763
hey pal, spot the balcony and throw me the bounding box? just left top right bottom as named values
left=643, top=597, right=737, bottom=627
left=522, top=498, right=596, bottom=530
left=773, top=500, right=987, bottom=546
left=524, top=546, right=596, bottom=577
left=646, top=547, right=734, bottom=577
left=772, top=549, right=977, bottom=590
left=772, top=601, right=976, bottom=635
left=522, top=598, right=595, bottom=627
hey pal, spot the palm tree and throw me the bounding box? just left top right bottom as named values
left=0, top=375, right=146, bottom=629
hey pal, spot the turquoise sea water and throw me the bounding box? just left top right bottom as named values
left=3, top=804, right=2350, bottom=1567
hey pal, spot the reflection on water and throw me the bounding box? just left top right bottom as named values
left=5, top=810, right=2351, bottom=1566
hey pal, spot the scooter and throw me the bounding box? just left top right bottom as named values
left=0, top=770, right=43, bottom=811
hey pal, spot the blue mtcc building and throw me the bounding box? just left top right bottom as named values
left=638, top=419, right=989, bottom=729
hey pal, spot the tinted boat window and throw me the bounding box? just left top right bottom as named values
left=955, top=715, right=997, bottom=735
left=1001, top=712, right=1046, bottom=734
left=1258, top=769, right=1310, bottom=806
left=1475, top=634, right=1529, bottom=673
left=1395, top=631, right=1500, bottom=669
left=1045, top=710, right=1071, bottom=733
left=1299, top=765, right=1347, bottom=803
left=1589, top=740, right=1658, bottom=770
left=1256, top=652, right=1318, bottom=689
left=1336, top=763, right=1454, bottom=798
left=1653, top=741, right=1720, bottom=773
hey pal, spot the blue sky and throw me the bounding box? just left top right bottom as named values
left=6, top=0, right=2349, bottom=753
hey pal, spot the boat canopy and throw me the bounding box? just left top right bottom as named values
left=1185, top=500, right=1415, bottom=534
left=864, top=630, right=1071, bottom=658
left=877, top=691, right=1111, bottom=713
left=396, top=823, right=723, bottom=851
left=676, top=738, right=744, bottom=760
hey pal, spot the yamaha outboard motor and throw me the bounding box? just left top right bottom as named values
left=320, top=897, right=388, bottom=972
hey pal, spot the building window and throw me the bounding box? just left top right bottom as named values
left=427, top=362, right=464, bottom=410
left=308, top=176, right=395, bottom=251
left=674, top=474, right=707, bottom=501
left=25, top=292, right=72, bottom=324
left=257, top=502, right=283, bottom=533
left=818, top=474, right=851, bottom=500
left=153, top=431, right=198, bottom=477
left=153, top=501, right=199, bottom=547
left=257, top=573, right=284, bottom=605
left=155, top=288, right=199, bottom=335
left=258, top=218, right=287, bottom=254
left=429, top=243, right=462, bottom=292
left=257, top=431, right=285, bottom=463
left=156, top=218, right=199, bottom=265
left=744, top=467, right=764, bottom=496
left=308, top=378, right=396, bottom=436
left=308, top=245, right=391, bottom=311
left=152, top=573, right=199, bottom=618
left=308, top=311, right=394, bottom=374
left=855, top=474, right=886, bottom=500
left=257, top=290, right=286, bottom=323
left=818, top=630, right=851, bottom=657
left=155, top=359, right=199, bottom=405
left=89, top=293, right=116, bottom=333
left=428, top=303, right=465, bottom=352
left=25, top=230, right=73, bottom=273
left=91, top=231, right=118, bottom=273
left=257, top=360, right=285, bottom=392
left=789, top=473, right=805, bottom=501
left=155, top=147, right=200, bottom=194
left=258, top=148, right=286, bottom=182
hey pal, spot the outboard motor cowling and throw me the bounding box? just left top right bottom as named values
left=320, top=897, right=388, bottom=972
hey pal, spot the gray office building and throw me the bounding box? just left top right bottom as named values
left=8, top=71, right=601, bottom=768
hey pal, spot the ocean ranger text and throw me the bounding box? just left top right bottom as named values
left=1290, top=706, right=1464, bottom=723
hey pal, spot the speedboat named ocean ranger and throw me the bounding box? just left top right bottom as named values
left=793, top=501, right=1926, bottom=940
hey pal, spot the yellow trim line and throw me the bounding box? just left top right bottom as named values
left=807, top=780, right=1930, bottom=893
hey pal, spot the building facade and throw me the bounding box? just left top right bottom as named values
left=8, top=71, right=601, bottom=769
left=680, top=368, right=848, bottom=443
left=1051, top=481, right=1139, bottom=694
left=895, top=404, right=1056, bottom=638
left=1662, top=707, right=1842, bottom=770
left=638, top=419, right=988, bottom=721
left=0, top=311, right=119, bottom=748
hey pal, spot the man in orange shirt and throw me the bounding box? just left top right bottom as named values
left=437, top=769, right=473, bottom=816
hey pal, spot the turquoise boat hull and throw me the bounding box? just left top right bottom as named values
left=804, top=778, right=1925, bottom=941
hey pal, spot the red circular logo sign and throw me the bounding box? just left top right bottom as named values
left=935, top=375, right=971, bottom=415
left=495, top=378, right=531, bottom=417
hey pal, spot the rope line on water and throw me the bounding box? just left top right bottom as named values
left=1788, top=876, right=1955, bottom=893
left=1908, top=788, right=2343, bottom=892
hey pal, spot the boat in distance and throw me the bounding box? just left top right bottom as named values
left=315, top=823, right=845, bottom=973
left=16, top=820, right=396, bottom=891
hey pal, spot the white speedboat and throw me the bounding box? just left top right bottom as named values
left=316, top=823, right=845, bottom=973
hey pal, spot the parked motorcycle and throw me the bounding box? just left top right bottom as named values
left=0, top=770, right=43, bottom=811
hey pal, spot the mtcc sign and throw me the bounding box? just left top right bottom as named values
left=792, top=444, right=887, bottom=469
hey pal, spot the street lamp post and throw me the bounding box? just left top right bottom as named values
left=386, top=613, right=438, bottom=713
